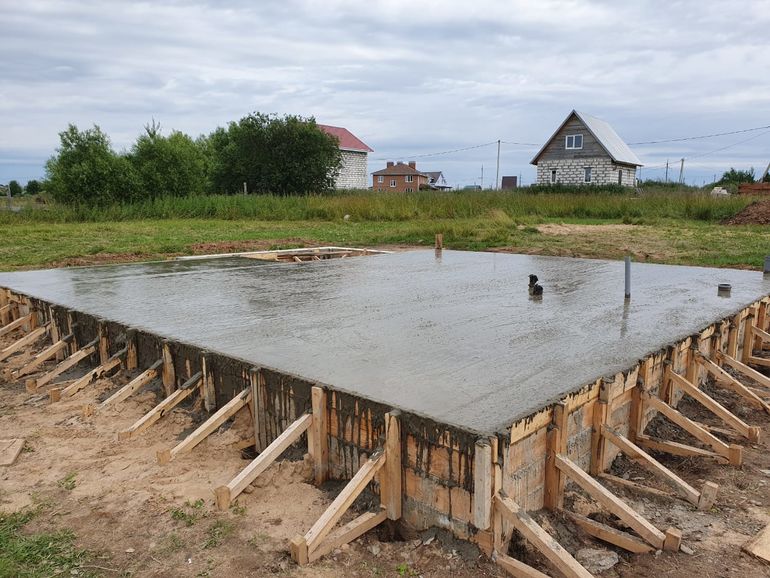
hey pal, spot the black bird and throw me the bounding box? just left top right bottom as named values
left=528, top=274, right=543, bottom=296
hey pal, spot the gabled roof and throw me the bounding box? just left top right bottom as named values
left=530, top=110, right=642, bottom=166
left=372, top=163, right=427, bottom=176
left=317, top=124, right=373, bottom=153
left=424, top=171, right=443, bottom=182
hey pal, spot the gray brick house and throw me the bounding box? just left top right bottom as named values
left=531, top=110, right=642, bottom=186
left=318, top=125, right=373, bottom=189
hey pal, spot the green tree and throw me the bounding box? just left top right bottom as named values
left=45, top=124, right=138, bottom=205
left=717, top=167, right=755, bottom=186
left=207, top=113, right=341, bottom=195
left=8, top=180, right=22, bottom=197
left=24, top=179, right=42, bottom=195
left=129, top=122, right=207, bottom=199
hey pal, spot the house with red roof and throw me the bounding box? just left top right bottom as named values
left=317, top=124, right=373, bottom=189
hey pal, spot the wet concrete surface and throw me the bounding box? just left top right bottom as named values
left=2, top=251, right=769, bottom=434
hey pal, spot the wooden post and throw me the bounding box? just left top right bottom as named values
left=0, top=289, right=8, bottom=326
left=66, top=310, right=78, bottom=354
left=201, top=351, right=216, bottom=412
left=435, top=233, right=443, bottom=249
left=727, top=314, right=740, bottom=360
left=742, top=310, right=756, bottom=364
left=473, top=439, right=493, bottom=530
left=162, top=340, right=176, bottom=396
left=590, top=382, right=610, bottom=475
left=97, top=320, right=110, bottom=365
left=309, top=386, right=329, bottom=485
left=755, top=302, right=768, bottom=351
left=545, top=401, right=568, bottom=509
left=250, top=367, right=268, bottom=452
left=126, top=329, right=138, bottom=371
left=381, top=410, right=402, bottom=521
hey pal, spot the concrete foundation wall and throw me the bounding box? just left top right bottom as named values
left=536, top=157, right=637, bottom=186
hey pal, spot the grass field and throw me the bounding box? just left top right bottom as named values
left=0, top=191, right=767, bottom=271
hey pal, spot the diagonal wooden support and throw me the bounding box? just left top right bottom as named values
left=60, top=347, right=126, bottom=399
left=97, top=359, right=162, bottom=409
left=494, top=493, right=592, bottom=578
left=601, top=424, right=718, bottom=510
left=156, top=388, right=252, bottom=465
left=0, top=324, right=49, bottom=362
left=292, top=450, right=387, bottom=565
left=14, top=333, right=73, bottom=380
left=555, top=454, right=680, bottom=551
left=644, top=394, right=742, bottom=465
left=118, top=372, right=202, bottom=441
left=717, top=350, right=770, bottom=390
left=215, top=412, right=311, bottom=510
left=565, top=511, right=654, bottom=554
left=749, top=356, right=770, bottom=369
left=492, top=551, right=551, bottom=578
left=0, top=303, right=10, bottom=327
left=754, top=325, right=770, bottom=346
left=668, top=367, right=760, bottom=443
left=695, top=352, right=770, bottom=414
left=35, top=338, right=98, bottom=390
left=0, top=314, right=32, bottom=338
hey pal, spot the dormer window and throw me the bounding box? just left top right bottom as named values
left=565, top=134, right=583, bottom=149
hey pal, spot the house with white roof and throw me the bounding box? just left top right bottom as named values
left=530, top=111, right=642, bottom=187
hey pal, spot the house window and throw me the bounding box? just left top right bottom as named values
left=617, top=169, right=622, bottom=185
left=550, top=169, right=557, bottom=184
left=390, top=179, right=396, bottom=188
left=405, top=187, right=413, bottom=192
left=405, top=175, right=413, bottom=183
left=584, top=167, right=592, bottom=183
left=377, top=175, right=384, bottom=183
left=565, top=134, right=583, bottom=149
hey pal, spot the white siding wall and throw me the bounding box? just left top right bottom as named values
left=536, top=158, right=637, bottom=187
left=335, top=150, right=368, bottom=189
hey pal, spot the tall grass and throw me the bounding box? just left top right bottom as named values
left=0, top=189, right=753, bottom=225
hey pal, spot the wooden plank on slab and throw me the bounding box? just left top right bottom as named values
left=118, top=373, right=201, bottom=441
left=718, top=350, right=770, bottom=390
left=743, top=522, right=770, bottom=563
left=304, top=451, right=386, bottom=555
left=494, top=493, right=593, bottom=578
left=565, top=511, right=654, bottom=554
left=35, top=339, right=97, bottom=390
left=98, top=359, right=162, bottom=408
left=157, top=388, right=251, bottom=465
left=0, top=314, right=31, bottom=338
left=669, top=370, right=759, bottom=442
left=215, top=413, right=311, bottom=510
left=0, top=439, right=25, bottom=466
left=61, top=347, right=126, bottom=399
left=554, top=454, right=667, bottom=549
left=0, top=325, right=48, bottom=362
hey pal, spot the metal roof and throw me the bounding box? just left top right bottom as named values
left=531, top=110, right=642, bottom=166
left=317, top=124, right=373, bottom=153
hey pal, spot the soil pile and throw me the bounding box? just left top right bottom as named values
left=723, top=199, right=770, bottom=225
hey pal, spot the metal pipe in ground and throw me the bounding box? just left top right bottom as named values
left=624, top=256, right=631, bottom=300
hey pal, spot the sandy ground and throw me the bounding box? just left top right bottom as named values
left=2, top=327, right=770, bottom=577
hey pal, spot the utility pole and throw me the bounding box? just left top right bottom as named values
left=665, top=160, right=669, bottom=183
left=4, top=185, right=10, bottom=211
left=480, top=165, right=484, bottom=190
left=678, top=158, right=685, bottom=184
left=495, top=140, right=501, bottom=190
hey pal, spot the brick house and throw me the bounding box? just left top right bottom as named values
left=318, top=124, right=373, bottom=189
left=530, top=110, right=642, bottom=186
left=372, top=161, right=431, bottom=192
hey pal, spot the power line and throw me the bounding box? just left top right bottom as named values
left=629, top=124, right=770, bottom=145
left=371, top=141, right=498, bottom=162
left=643, top=128, right=770, bottom=171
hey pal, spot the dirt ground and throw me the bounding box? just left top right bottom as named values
left=723, top=199, right=770, bottom=225
left=2, top=329, right=770, bottom=577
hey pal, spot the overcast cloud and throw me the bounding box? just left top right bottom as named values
left=1, top=0, right=769, bottom=187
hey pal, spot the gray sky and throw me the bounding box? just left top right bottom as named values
left=2, top=0, right=769, bottom=188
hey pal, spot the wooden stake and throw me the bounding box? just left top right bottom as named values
left=727, top=314, right=740, bottom=359
left=118, top=373, right=201, bottom=441
left=126, top=329, right=138, bottom=371
left=742, top=311, right=756, bottom=364
left=555, top=454, right=668, bottom=550
left=435, top=233, right=443, bottom=249
left=35, top=338, right=97, bottom=390
left=250, top=367, right=268, bottom=452
left=494, top=493, right=592, bottom=578
left=98, top=359, right=162, bottom=408
left=0, top=324, right=49, bottom=362
left=157, top=388, right=251, bottom=465
left=590, top=384, right=609, bottom=476
left=381, top=410, right=402, bottom=521
left=215, top=413, right=311, bottom=510
left=201, top=351, right=216, bottom=412
left=97, top=321, right=110, bottom=365
left=308, top=386, right=329, bottom=485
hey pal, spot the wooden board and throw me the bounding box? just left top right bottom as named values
left=0, top=439, right=25, bottom=466
left=743, top=522, right=770, bottom=563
